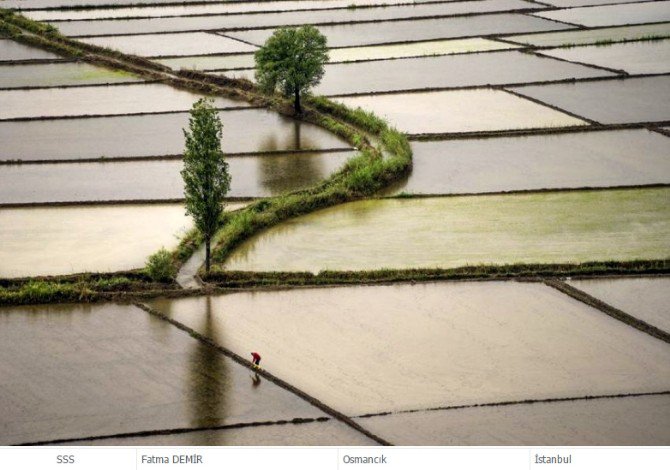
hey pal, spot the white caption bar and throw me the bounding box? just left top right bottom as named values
left=2, top=446, right=668, bottom=469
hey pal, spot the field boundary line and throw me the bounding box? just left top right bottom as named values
left=544, top=279, right=670, bottom=343
left=135, top=302, right=393, bottom=446
left=355, top=390, right=670, bottom=418
left=15, top=416, right=331, bottom=446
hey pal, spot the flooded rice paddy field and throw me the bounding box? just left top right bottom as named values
left=545, top=0, right=657, bottom=6
left=81, top=32, right=257, bottom=57
left=0, top=151, right=353, bottom=203
left=392, top=129, right=670, bottom=195
left=70, top=420, right=378, bottom=446
left=542, top=39, right=670, bottom=75
left=227, top=14, right=570, bottom=48
left=0, top=109, right=349, bottom=162
left=336, top=90, right=586, bottom=134
left=533, top=1, right=670, bottom=28
left=148, top=282, right=670, bottom=415
left=0, top=83, right=250, bottom=120
left=567, top=277, right=670, bottom=333
left=159, top=38, right=519, bottom=72
left=230, top=50, right=612, bottom=96
left=510, top=76, right=670, bottom=124
left=222, top=188, right=670, bottom=272
left=0, top=204, right=192, bottom=278
left=0, top=303, right=324, bottom=445
left=49, top=0, right=539, bottom=37
left=3, top=0, right=670, bottom=447
left=2, top=0, right=240, bottom=7
left=355, top=394, right=670, bottom=445
left=25, top=0, right=448, bottom=21
left=0, top=38, right=61, bottom=62
left=504, top=22, right=670, bottom=47
left=0, top=61, right=142, bottom=89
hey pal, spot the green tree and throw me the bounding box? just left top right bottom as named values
left=181, top=98, right=231, bottom=275
left=255, top=25, right=329, bottom=114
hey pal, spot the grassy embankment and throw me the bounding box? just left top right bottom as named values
left=1, top=11, right=668, bottom=305
left=0, top=10, right=413, bottom=304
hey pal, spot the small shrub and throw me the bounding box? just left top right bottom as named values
left=145, top=248, right=177, bottom=282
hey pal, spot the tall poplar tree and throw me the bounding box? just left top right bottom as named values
left=181, top=98, right=230, bottom=275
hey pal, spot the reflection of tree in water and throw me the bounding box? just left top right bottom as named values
left=188, top=296, right=229, bottom=444
left=258, top=119, right=317, bottom=153
left=258, top=151, right=326, bottom=195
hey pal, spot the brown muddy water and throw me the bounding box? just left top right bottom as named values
left=81, top=32, right=257, bottom=57
left=0, top=151, right=354, bottom=203
left=355, top=394, right=670, bottom=445
left=0, top=204, right=191, bottom=277
left=510, top=76, right=670, bottom=125
left=51, top=0, right=536, bottom=37
left=0, top=302, right=324, bottom=445
left=148, top=281, right=670, bottom=416
left=336, top=89, right=586, bottom=134
left=542, top=40, right=670, bottom=75
left=0, top=108, right=349, bottom=162
left=222, top=188, right=670, bottom=272
left=390, top=129, right=670, bottom=195
left=227, top=13, right=570, bottom=48
left=0, top=83, right=249, bottom=120
left=63, top=421, right=376, bottom=446
left=568, top=277, right=670, bottom=333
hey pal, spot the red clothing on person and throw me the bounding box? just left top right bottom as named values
left=251, top=352, right=261, bottom=364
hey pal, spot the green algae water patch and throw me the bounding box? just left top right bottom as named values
left=222, top=188, right=670, bottom=272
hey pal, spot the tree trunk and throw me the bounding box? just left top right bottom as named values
left=294, top=86, right=301, bottom=114
left=205, top=237, right=211, bottom=275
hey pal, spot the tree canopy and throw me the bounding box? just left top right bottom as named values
left=254, top=25, right=329, bottom=113
left=181, top=98, right=230, bottom=274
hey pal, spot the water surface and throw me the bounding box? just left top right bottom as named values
left=0, top=108, right=349, bottom=161
left=356, top=394, right=670, bottom=445
left=0, top=302, right=322, bottom=445
left=159, top=38, right=518, bottom=71
left=0, top=62, right=141, bottom=89
left=568, top=277, right=670, bottom=333
left=51, top=1, right=537, bottom=36
left=336, top=90, right=586, bottom=134
left=223, top=188, right=670, bottom=272
left=228, top=14, right=570, bottom=47
left=0, top=151, right=353, bottom=203
left=392, top=129, right=670, bottom=194
left=0, top=39, right=60, bottom=62
left=148, top=282, right=670, bottom=415
left=543, top=40, right=670, bottom=75
left=0, top=83, right=249, bottom=120
left=510, top=76, right=670, bottom=124
left=304, top=50, right=612, bottom=95
left=82, top=32, right=257, bottom=57
left=28, top=0, right=525, bottom=21
left=0, top=204, right=191, bottom=277
left=504, top=23, right=670, bottom=47
left=65, top=421, right=376, bottom=446
left=534, top=1, right=670, bottom=27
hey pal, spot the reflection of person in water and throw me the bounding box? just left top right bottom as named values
left=251, top=373, right=261, bottom=388
left=251, top=351, right=261, bottom=369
